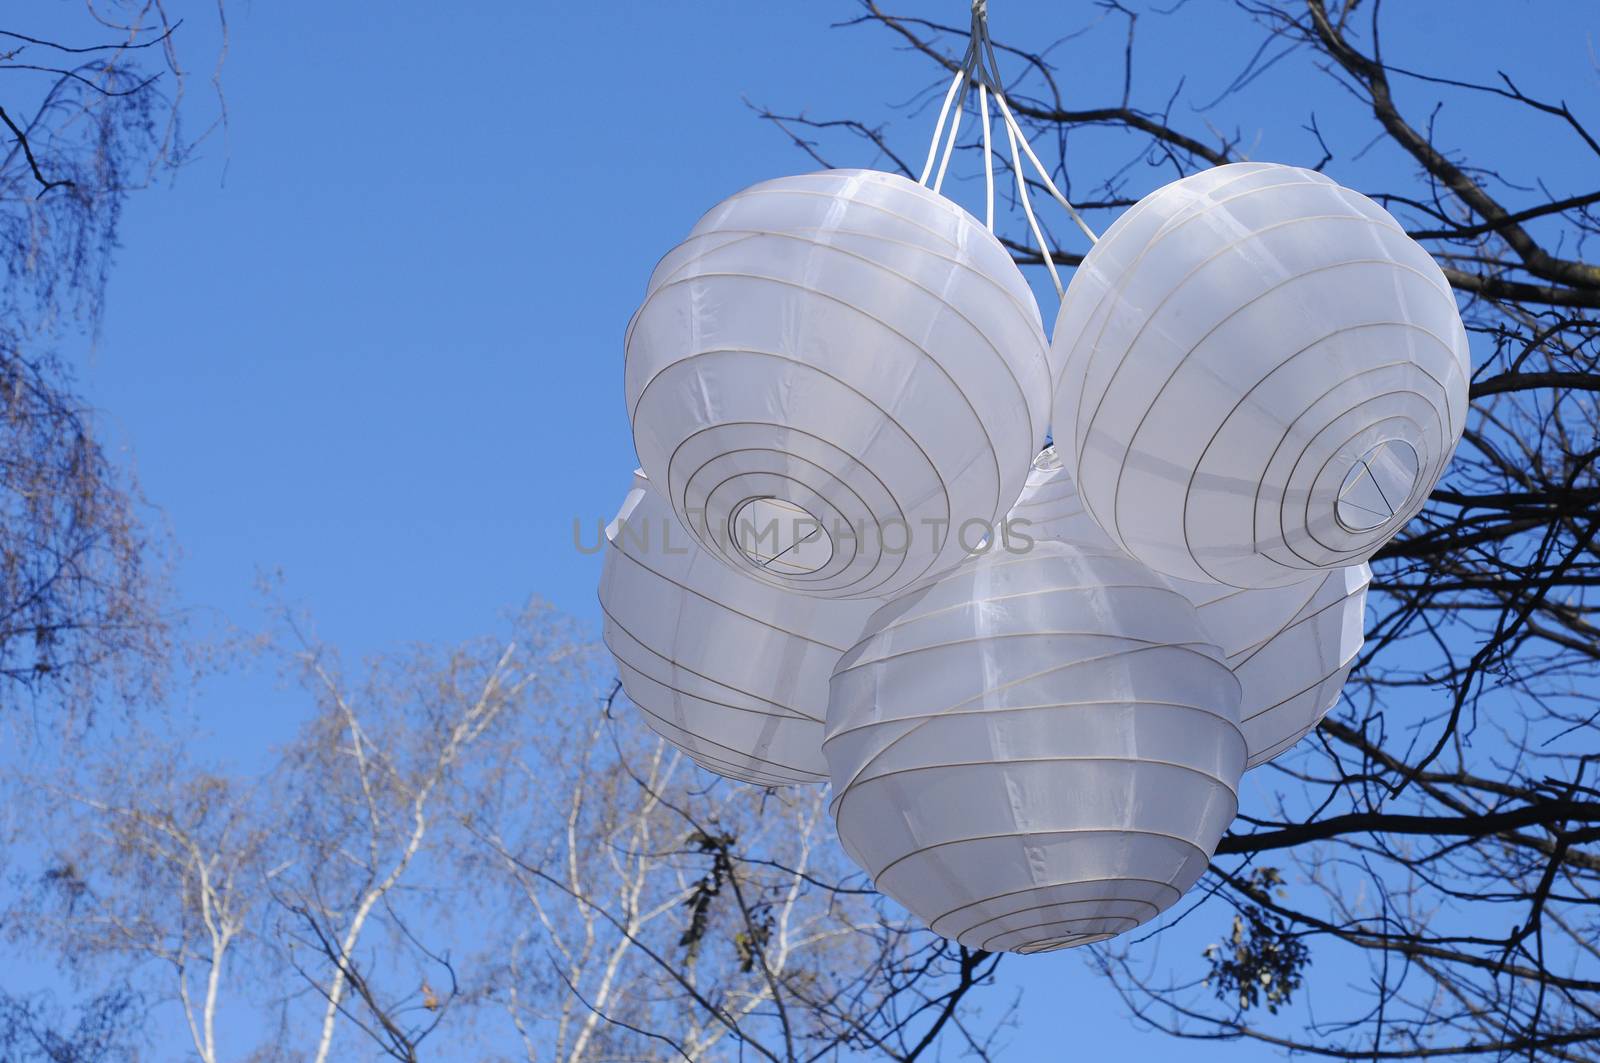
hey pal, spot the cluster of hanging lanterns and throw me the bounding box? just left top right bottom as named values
left=598, top=2, right=1468, bottom=954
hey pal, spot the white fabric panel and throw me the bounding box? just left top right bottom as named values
left=599, top=471, right=879, bottom=786
left=825, top=540, right=1244, bottom=953
left=1004, top=445, right=1118, bottom=551
left=1228, top=563, right=1370, bottom=768
left=1050, top=162, right=1470, bottom=588
left=626, top=169, right=1051, bottom=600
left=1010, top=450, right=1370, bottom=768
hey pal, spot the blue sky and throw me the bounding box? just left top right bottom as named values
left=49, top=0, right=1600, bottom=1057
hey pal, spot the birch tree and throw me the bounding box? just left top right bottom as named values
left=14, top=738, right=266, bottom=1063
left=10, top=605, right=1008, bottom=1060
left=462, top=682, right=1010, bottom=1062
left=264, top=625, right=543, bottom=1063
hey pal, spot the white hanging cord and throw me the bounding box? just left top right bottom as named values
left=933, top=79, right=965, bottom=193
left=918, top=35, right=978, bottom=185
left=978, top=83, right=994, bottom=230
left=916, top=0, right=1099, bottom=281
left=990, top=92, right=1099, bottom=246
left=918, top=67, right=966, bottom=185
left=999, top=97, right=1063, bottom=295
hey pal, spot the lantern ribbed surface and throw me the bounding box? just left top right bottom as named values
left=825, top=541, right=1244, bottom=953
left=1005, top=445, right=1118, bottom=551
left=1197, top=563, right=1370, bottom=767
left=625, top=168, right=1051, bottom=601
left=1012, top=449, right=1369, bottom=767
left=600, top=472, right=878, bottom=786
left=1051, top=161, right=1470, bottom=589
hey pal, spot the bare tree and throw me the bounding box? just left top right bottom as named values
left=8, top=602, right=1013, bottom=1060
left=0, top=2, right=225, bottom=715
left=461, top=680, right=1011, bottom=1062
left=266, top=622, right=537, bottom=1063
left=8, top=607, right=554, bottom=1063
left=11, top=730, right=266, bottom=1063
left=0, top=987, right=143, bottom=1063
left=14, top=1, right=1600, bottom=1058
left=751, top=1, right=1600, bottom=1057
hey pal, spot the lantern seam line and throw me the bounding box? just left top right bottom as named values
left=824, top=697, right=1247, bottom=746
left=1062, top=170, right=1376, bottom=461
left=1247, top=725, right=1329, bottom=768
left=1081, top=242, right=1452, bottom=523
left=602, top=544, right=863, bottom=653
left=865, top=826, right=1227, bottom=887
left=975, top=915, right=1143, bottom=953
left=702, top=465, right=879, bottom=588
left=670, top=428, right=918, bottom=599
left=1280, top=404, right=1443, bottom=566
left=835, top=629, right=1227, bottom=679
left=604, top=635, right=818, bottom=728
left=1064, top=183, right=1436, bottom=493
left=620, top=690, right=823, bottom=781
left=605, top=641, right=825, bottom=781
left=853, top=580, right=1218, bottom=643
left=1190, top=355, right=1449, bottom=584
left=637, top=357, right=950, bottom=597
left=1239, top=663, right=1357, bottom=726
left=647, top=223, right=1046, bottom=345
left=830, top=747, right=1245, bottom=813
left=1094, top=265, right=1459, bottom=581
left=631, top=710, right=813, bottom=779
left=635, top=268, right=1040, bottom=481
left=661, top=419, right=915, bottom=597
left=1267, top=409, right=1438, bottom=574
left=699, top=182, right=966, bottom=252
left=827, top=707, right=1247, bottom=800
left=1182, top=351, right=1452, bottom=572
left=851, top=549, right=1190, bottom=629
left=1226, top=568, right=1369, bottom=671
left=928, top=878, right=1178, bottom=935
left=637, top=352, right=959, bottom=598
left=600, top=617, right=824, bottom=723
left=688, top=445, right=890, bottom=589
left=1073, top=244, right=1454, bottom=517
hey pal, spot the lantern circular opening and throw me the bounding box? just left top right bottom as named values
left=731, top=496, right=836, bottom=576
left=1336, top=439, right=1420, bottom=533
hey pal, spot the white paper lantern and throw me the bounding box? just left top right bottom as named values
left=626, top=169, right=1051, bottom=601
left=1004, top=445, right=1119, bottom=551
left=1011, top=449, right=1369, bottom=767
left=600, top=471, right=878, bottom=786
left=1189, top=563, right=1370, bottom=768
left=825, top=541, right=1244, bottom=953
left=1052, top=161, right=1471, bottom=588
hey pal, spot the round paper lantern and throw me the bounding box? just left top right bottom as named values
left=1051, top=161, right=1471, bottom=588
left=625, top=169, right=1051, bottom=601
left=599, top=471, right=878, bottom=786
left=825, top=541, right=1244, bottom=953
left=1183, top=563, right=1371, bottom=768
left=1004, top=445, right=1118, bottom=551
left=1012, top=449, right=1369, bottom=767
